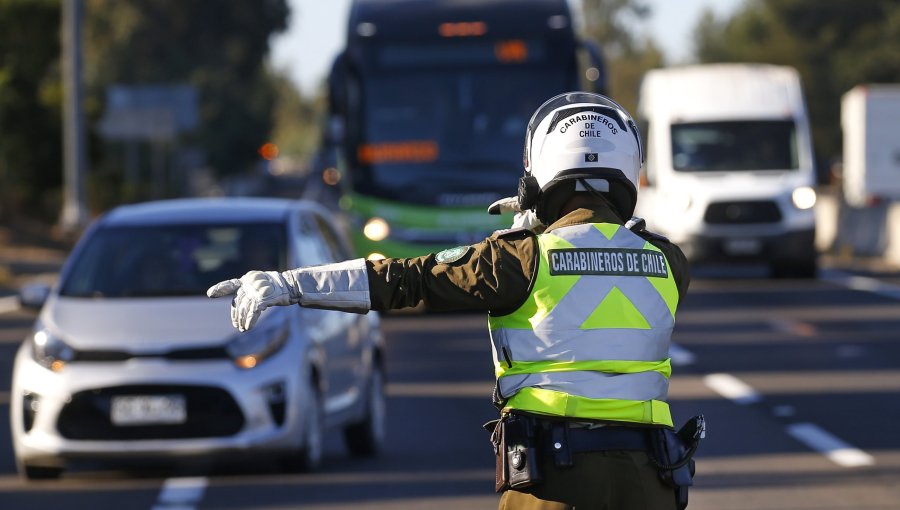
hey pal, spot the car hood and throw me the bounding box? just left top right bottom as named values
left=39, top=296, right=253, bottom=352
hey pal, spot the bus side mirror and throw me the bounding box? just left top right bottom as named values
left=578, top=39, right=607, bottom=95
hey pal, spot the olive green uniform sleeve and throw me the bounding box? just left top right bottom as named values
left=366, top=229, right=538, bottom=314
left=641, top=234, right=691, bottom=304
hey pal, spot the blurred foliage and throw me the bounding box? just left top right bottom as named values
left=84, top=0, right=290, bottom=178
left=269, top=74, right=326, bottom=169
left=580, top=0, right=665, bottom=115
left=0, top=0, right=63, bottom=223
left=0, top=0, right=291, bottom=223
left=694, top=0, right=900, bottom=165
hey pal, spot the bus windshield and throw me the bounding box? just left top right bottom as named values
left=671, top=120, right=799, bottom=172
left=354, top=68, right=568, bottom=204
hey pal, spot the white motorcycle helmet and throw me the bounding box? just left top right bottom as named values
left=519, top=92, right=644, bottom=224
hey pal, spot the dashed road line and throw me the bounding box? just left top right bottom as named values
left=703, top=373, right=876, bottom=468
left=152, top=477, right=208, bottom=510
left=0, top=295, right=19, bottom=315
left=767, top=318, right=817, bottom=337
left=786, top=423, right=874, bottom=468
left=669, top=343, right=696, bottom=366
left=703, top=373, right=761, bottom=405
left=820, top=270, right=900, bottom=301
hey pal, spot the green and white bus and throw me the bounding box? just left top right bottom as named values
left=328, top=0, right=605, bottom=259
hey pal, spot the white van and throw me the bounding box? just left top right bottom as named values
left=635, top=64, right=818, bottom=277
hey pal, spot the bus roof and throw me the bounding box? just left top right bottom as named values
left=348, top=0, right=573, bottom=42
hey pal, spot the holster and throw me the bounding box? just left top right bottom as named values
left=487, top=413, right=543, bottom=493
left=650, top=415, right=705, bottom=510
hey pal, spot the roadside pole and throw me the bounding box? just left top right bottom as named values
left=59, top=0, right=89, bottom=232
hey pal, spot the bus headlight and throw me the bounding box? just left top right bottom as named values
left=791, top=187, right=817, bottom=210
left=31, top=330, right=75, bottom=372
left=363, top=217, right=390, bottom=242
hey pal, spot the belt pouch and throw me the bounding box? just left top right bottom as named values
left=489, top=419, right=509, bottom=493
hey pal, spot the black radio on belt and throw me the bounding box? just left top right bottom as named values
left=504, top=413, right=542, bottom=489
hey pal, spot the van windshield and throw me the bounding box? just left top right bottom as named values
left=671, top=120, right=798, bottom=172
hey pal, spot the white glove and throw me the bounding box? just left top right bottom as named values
left=206, top=270, right=300, bottom=332
left=488, top=196, right=544, bottom=232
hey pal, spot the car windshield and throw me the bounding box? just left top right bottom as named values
left=670, top=120, right=799, bottom=172
left=59, top=223, right=287, bottom=298
left=355, top=67, right=568, bottom=203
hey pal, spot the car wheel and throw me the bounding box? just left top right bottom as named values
left=17, top=459, right=64, bottom=481
left=282, top=377, right=324, bottom=473
left=343, top=362, right=386, bottom=457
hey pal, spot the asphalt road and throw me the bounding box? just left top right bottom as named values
left=2, top=265, right=900, bottom=509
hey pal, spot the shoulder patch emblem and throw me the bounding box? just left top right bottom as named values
left=435, top=245, right=470, bottom=264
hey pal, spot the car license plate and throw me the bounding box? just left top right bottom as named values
left=110, top=395, right=187, bottom=426
left=724, top=238, right=762, bottom=255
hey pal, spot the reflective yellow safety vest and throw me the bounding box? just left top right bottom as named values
left=489, top=223, right=680, bottom=427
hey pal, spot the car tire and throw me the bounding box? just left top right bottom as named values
left=18, top=459, right=63, bottom=481
left=282, top=377, right=324, bottom=473
left=343, top=362, right=386, bottom=457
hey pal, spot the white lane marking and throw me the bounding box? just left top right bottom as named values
left=153, top=477, right=208, bottom=510
left=703, top=373, right=761, bottom=405
left=767, top=318, right=817, bottom=337
left=835, top=344, right=866, bottom=359
left=669, top=343, right=696, bottom=366
left=821, top=270, right=900, bottom=301
left=772, top=405, right=796, bottom=418
left=0, top=296, right=19, bottom=314
left=786, top=422, right=875, bottom=468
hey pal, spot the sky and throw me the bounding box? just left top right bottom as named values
left=270, top=0, right=745, bottom=96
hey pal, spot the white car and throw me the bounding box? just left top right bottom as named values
left=11, top=198, right=386, bottom=480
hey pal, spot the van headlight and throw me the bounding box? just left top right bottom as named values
left=226, top=322, right=289, bottom=369
left=31, top=330, right=76, bottom=372
left=791, top=186, right=817, bottom=210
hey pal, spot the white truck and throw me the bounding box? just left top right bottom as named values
left=841, top=84, right=900, bottom=207
left=634, top=63, right=818, bottom=277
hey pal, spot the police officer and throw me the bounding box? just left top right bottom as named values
left=208, top=92, right=692, bottom=509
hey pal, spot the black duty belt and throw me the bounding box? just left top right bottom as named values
left=542, top=423, right=651, bottom=468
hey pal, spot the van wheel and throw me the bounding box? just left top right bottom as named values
left=343, top=363, right=386, bottom=457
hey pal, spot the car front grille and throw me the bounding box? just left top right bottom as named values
left=57, top=384, right=244, bottom=440
left=704, top=200, right=782, bottom=224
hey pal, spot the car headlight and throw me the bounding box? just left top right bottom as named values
left=226, top=321, right=289, bottom=369
left=791, top=186, right=817, bottom=210
left=363, top=217, right=390, bottom=242
left=31, top=329, right=76, bottom=372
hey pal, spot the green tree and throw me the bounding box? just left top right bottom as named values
left=580, top=0, right=665, bottom=114
left=694, top=0, right=900, bottom=166
left=84, top=0, right=290, bottom=181
left=269, top=73, right=325, bottom=169
left=0, top=0, right=62, bottom=222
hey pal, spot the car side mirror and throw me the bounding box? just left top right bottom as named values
left=18, top=282, right=51, bottom=310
